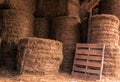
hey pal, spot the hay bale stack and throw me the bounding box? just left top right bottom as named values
left=35, top=0, right=80, bottom=19
left=1, top=9, right=34, bottom=69
left=90, top=14, right=120, bottom=78
left=17, top=37, right=63, bottom=75
left=5, top=0, right=35, bottom=14
left=90, top=14, right=119, bottom=45
left=1, top=9, right=34, bottom=42
left=99, top=0, right=120, bottom=19
left=50, top=16, right=80, bottom=73
left=34, top=18, right=49, bottom=39
left=103, top=45, right=120, bottom=77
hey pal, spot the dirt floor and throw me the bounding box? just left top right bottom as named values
left=0, top=68, right=120, bottom=82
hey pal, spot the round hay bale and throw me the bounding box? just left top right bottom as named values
left=103, top=45, right=120, bottom=78
left=50, top=16, right=80, bottom=73
left=90, top=14, right=120, bottom=78
left=99, top=0, right=120, bottom=19
left=1, top=9, right=34, bottom=43
left=34, top=18, right=49, bottom=39
left=90, top=14, right=119, bottom=45
left=17, top=37, right=63, bottom=75
left=4, top=0, right=36, bottom=14
left=35, top=0, right=80, bottom=20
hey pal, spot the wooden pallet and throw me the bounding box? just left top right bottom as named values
left=72, top=43, right=105, bottom=80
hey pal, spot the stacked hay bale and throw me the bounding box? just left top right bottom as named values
left=43, top=0, right=80, bottom=18
left=50, top=16, right=80, bottom=73
left=99, top=0, right=120, bottom=45
left=34, top=18, right=49, bottom=39
left=4, top=0, right=35, bottom=14
left=99, top=0, right=120, bottom=19
left=34, top=0, right=50, bottom=39
left=17, top=37, right=63, bottom=75
left=90, top=14, right=120, bottom=78
left=1, top=9, right=34, bottom=69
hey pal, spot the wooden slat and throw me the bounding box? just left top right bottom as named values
left=86, top=0, right=100, bottom=12
left=77, top=43, right=104, bottom=49
left=73, top=66, right=100, bottom=74
left=74, top=60, right=101, bottom=68
left=76, top=49, right=103, bottom=56
left=72, top=72, right=99, bottom=80
left=76, top=55, right=102, bottom=61
left=72, top=72, right=86, bottom=79
left=72, top=43, right=105, bottom=80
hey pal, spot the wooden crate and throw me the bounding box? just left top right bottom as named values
left=72, top=43, right=105, bottom=80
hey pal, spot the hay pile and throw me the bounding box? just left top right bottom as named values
left=35, top=0, right=80, bottom=18
left=90, top=14, right=120, bottom=78
left=1, top=9, right=34, bottom=69
left=17, top=37, right=63, bottom=75
left=4, top=0, right=35, bottom=14
left=34, top=18, right=49, bottom=39
left=99, top=0, right=120, bottom=19
left=50, top=16, right=80, bottom=73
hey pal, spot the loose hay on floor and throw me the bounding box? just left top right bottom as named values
left=99, top=0, right=120, bottom=19
left=50, top=16, right=80, bottom=73
left=35, top=0, right=80, bottom=19
left=17, top=37, right=63, bottom=75
left=90, top=14, right=120, bottom=78
left=1, top=9, right=34, bottom=42
left=5, top=0, right=36, bottom=14
left=34, top=18, right=49, bottom=39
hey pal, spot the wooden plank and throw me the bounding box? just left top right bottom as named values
left=72, top=43, right=105, bottom=80
left=74, top=60, right=101, bottom=68
left=76, top=49, right=103, bottom=56
left=77, top=43, right=104, bottom=49
left=73, top=66, right=100, bottom=74
left=72, top=72, right=86, bottom=79
left=76, top=55, right=102, bottom=61
left=86, top=0, right=100, bottom=12
left=72, top=72, right=99, bottom=80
